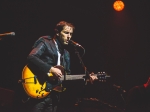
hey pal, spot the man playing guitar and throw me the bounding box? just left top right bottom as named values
left=22, top=21, right=97, bottom=112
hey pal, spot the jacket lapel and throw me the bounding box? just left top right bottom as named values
left=49, top=39, right=58, bottom=65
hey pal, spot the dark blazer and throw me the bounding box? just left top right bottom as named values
left=27, top=36, right=71, bottom=81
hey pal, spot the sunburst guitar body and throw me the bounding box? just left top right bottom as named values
left=22, top=65, right=50, bottom=99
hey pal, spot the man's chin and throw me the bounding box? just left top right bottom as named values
left=64, top=43, right=69, bottom=45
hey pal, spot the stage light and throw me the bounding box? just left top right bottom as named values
left=113, top=0, right=125, bottom=11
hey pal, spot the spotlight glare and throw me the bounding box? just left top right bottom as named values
left=113, top=0, right=125, bottom=11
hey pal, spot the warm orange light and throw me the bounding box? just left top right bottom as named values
left=113, top=0, right=125, bottom=11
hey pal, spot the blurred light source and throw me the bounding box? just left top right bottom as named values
left=113, top=0, right=125, bottom=11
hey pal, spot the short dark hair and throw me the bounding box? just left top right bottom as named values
left=54, top=21, right=75, bottom=33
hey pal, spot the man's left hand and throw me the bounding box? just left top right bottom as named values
left=89, top=72, right=98, bottom=84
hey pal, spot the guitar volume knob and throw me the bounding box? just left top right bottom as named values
left=42, top=93, right=44, bottom=97
left=37, top=95, right=40, bottom=99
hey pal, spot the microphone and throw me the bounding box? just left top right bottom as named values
left=69, top=40, right=82, bottom=48
left=0, top=32, right=15, bottom=37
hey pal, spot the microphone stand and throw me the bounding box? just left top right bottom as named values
left=73, top=46, right=91, bottom=111
left=74, top=47, right=89, bottom=85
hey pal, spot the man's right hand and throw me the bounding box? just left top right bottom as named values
left=49, top=67, right=63, bottom=78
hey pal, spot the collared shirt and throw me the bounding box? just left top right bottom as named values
left=54, top=39, right=61, bottom=65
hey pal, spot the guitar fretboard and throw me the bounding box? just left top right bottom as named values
left=60, top=74, right=111, bottom=81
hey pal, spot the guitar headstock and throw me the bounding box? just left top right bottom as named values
left=96, top=72, right=110, bottom=82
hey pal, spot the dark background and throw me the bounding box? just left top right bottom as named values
left=0, top=0, right=150, bottom=110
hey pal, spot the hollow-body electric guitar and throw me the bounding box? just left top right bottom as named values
left=21, top=65, right=110, bottom=99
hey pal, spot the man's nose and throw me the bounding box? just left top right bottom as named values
left=67, top=37, right=70, bottom=40
left=67, top=34, right=71, bottom=39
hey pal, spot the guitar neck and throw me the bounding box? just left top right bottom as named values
left=60, top=75, right=85, bottom=81
left=60, top=74, right=110, bottom=81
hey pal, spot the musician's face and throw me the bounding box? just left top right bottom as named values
left=57, top=25, right=73, bottom=45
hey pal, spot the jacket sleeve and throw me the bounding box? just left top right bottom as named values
left=27, top=37, right=51, bottom=74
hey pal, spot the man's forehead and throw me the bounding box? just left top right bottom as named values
left=63, top=25, right=73, bottom=31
